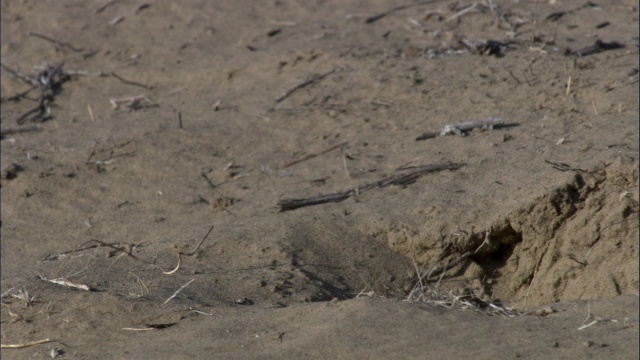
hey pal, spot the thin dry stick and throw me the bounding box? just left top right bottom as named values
left=122, top=327, right=154, bottom=331
left=110, top=16, right=125, bottom=26
left=578, top=301, right=599, bottom=330
left=434, top=259, right=450, bottom=290
left=164, top=279, right=195, bottom=304
left=0, top=63, right=39, bottom=85
left=87, top=104, right=96, bottom=122
left=474, top=229, right=491, bottom=255
left=275, top=69, right=335, bottom=103
left=95, top=0, right=117, bottom=14
left=341, top=144, right=351, bottom=178
left=37, top=275, right=91, bottom=291
left=278, top=163, right=464, bottom=211
left=129, top=272, right=150, bottom=296
left=1, top=339, right=54, bottom=349
left=107, top=252, right=130, bottom=270
left=53, top=226, right=213, bottom=277
left=162, top=225, right=215, bottom=275
left=355, top=273, right=376, bottom=298
left=16, top=62, right=65, bottom=124
left=578, top=320, right=599, bottom=330
left=55, top=239, right=156, bottom=277
left=281, top=142, right=346, bottom=169
left=111, top=71, right=152, bottom=89
left=190, top=309, right=213, bottom=316
left=426, top=251, right=472, bottom=282
left=28, top=32, right=84, bottom=52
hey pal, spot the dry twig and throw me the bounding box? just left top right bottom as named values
left=2, top=62, right=69, bottom=124
left=278, top=163, right=464, bottom=211
left=28, top=32, right=84, bottom=52
left=38, top=275, right=92, bottom=291
left=162, top=225, right=215, bottom=275
left=282, top=142, right=347, bottom=169
left=164, top=279, right=195, bottom=304
left=275, top=69, right=335, bottom=103
left=111, top=71, right=152, bottom=89
left=1, top=338, right=54, bottom=349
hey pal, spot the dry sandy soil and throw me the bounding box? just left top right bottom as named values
left=1, top=0, right=638, bottom=359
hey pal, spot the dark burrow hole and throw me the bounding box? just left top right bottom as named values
left=473, top=227, right=523, bottom=282
left=478, top=243, right=516, bottom=273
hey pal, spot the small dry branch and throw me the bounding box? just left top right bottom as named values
left=1, top=338, right=54, bottom=349
left=50, top=226, right=214, bottom=277
left=29, top=32, right=84, bottom=52
left=38, top=275, right=92, bottom=291
left=164, top=279, right=195, bottom=304
left=162, top=225, right=214, bottom=275
left=275, top=69, right=335, bottom=103
left=1, top=62, right=69, bottom=124
left=278, top=163, right=464, bottom=211
left=282, top=142, right=347, bottom=169
left=111, top=71, right=152, bottom=90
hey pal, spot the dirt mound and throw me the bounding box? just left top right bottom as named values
left=470, top=156, right=638, bottom=306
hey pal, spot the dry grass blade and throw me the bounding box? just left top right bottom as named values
left=38, top=275, right=92, bottom=291
left=162, top=225, right=214, bottom=275
left=1, top=338, right=54, bottom=349
left=405, top=251, right=522, bottom=317
left=164, top=279, right=195, bottom=304
left=55, top=239, right=156, bottom=277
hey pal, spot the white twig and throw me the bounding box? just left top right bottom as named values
left=190, top=308, right=213, bottom=316
left=474, top=228, right=491, bottom=254
left=38, top=275, right=91, bottom=291
left=440, top=117, right=502, bottom=136
left=578, top=320, right=599, bottom=330
left=164, top=279, right=195, bottom=304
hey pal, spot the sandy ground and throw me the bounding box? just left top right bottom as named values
left=1, top=0, right=638, bottom=359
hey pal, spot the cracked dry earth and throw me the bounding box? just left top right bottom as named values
left=1, top=0, right=638, bottom=359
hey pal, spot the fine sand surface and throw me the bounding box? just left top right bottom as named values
left=1, top=1, right=638, bottom=359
